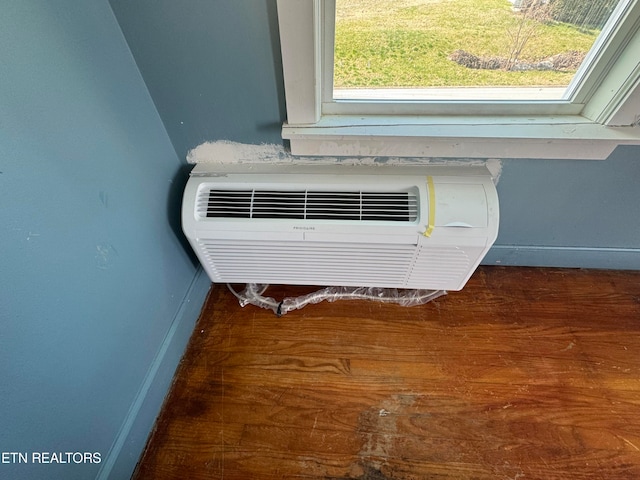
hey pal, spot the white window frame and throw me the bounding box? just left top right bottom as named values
left=277, top=0, right=640, bottom=159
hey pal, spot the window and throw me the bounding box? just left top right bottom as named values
left=332, top=0, right=619, bottom=103
left=277, top=0, right=640, bottom=159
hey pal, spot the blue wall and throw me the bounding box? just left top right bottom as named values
left=0, top=1, right=209, bottom=479
left=109, top=0, right=286, bottom=160
left=487, top=146, right=640, bottom=269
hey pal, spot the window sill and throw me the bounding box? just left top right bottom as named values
left=282, top=115, right=640, bottom=160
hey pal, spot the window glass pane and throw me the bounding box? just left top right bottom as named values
left=333, top=0, right=624, bottom=100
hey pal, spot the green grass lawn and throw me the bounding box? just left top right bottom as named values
left=334, top=0, right=599, bottom=88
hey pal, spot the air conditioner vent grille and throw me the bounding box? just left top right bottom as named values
left=197, top=239, right=416, bottom=286
left=195, top=240, right=473, bottom=289
left=198, top=189, right=418, bottom=222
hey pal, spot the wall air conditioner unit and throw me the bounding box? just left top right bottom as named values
left=182, top=163, right=499, bottom=291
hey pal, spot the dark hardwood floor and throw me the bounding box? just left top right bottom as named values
left=133, top=266, right=640, bottom=479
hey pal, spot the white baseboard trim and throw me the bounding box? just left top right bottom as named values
left=484, top=245, right=640, bottom=270
left=96, top=267, right=211, bottom=480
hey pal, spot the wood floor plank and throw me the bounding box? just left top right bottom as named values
left=134, top=267, right=640, bottom=480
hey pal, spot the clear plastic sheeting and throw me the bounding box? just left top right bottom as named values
left=227, top=283, right=446, bottom=316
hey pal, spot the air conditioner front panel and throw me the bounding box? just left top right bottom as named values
left=194, top=239, right=481, bottom=290
left=196, top=239, right=417, bottom=287
left=183, top=164, right=499, bottom=291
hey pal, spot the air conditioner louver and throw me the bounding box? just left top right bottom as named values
left=199, top=189, right=418, bottom=222
left=183, top=164, right=499, bottom=291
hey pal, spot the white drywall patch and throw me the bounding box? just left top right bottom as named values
left=186, top=141, right=288, bottom=164
left=485, top=158, right=503, bottom=185
left=187, top=141, right=503, bottom=183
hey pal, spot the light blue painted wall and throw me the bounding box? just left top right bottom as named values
left=487, top=145, right=640, bottom=269
left=110, top=0, right=640, bottom=270
left=109, top=0, right=286, bottom=161
left=0, top=1, right=209, bottom=479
